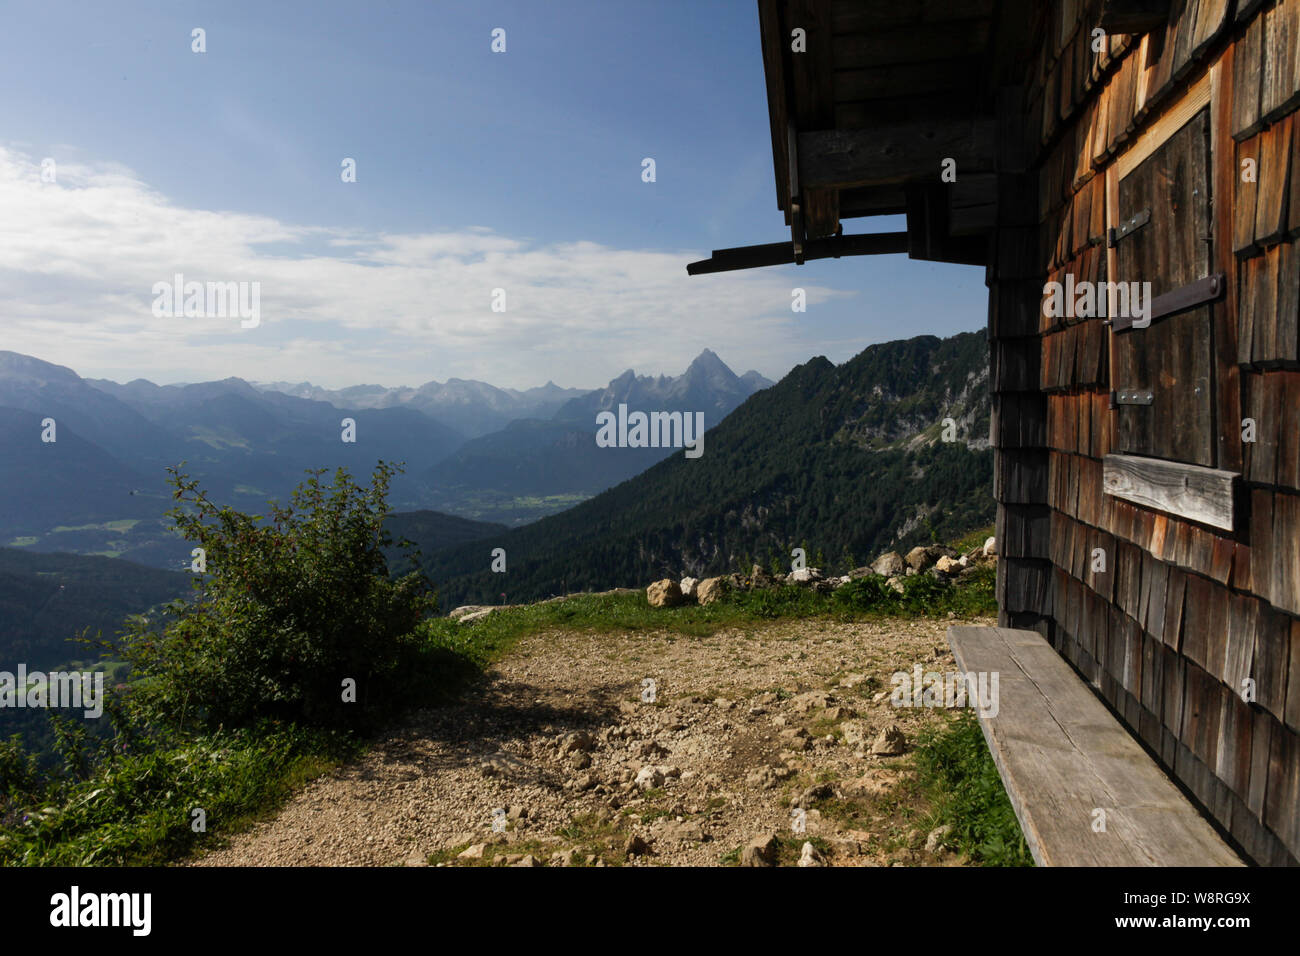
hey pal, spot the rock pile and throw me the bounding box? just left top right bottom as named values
left=642, top=540, right=996, bottom=607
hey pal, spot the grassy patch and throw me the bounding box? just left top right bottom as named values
left=430, top=569, right=996, bottom=650
left=910, top=712, right=1032, bottom=866
left=0, top=726, right=358, bottom=866
left=775, top=834, right=833, bottom=866
left=552, top=811, right=628, bottom=866
left=951, top=524, right=996, bottom=554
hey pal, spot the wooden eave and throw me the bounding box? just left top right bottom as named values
left=690, top=0, right=1036, bottom=275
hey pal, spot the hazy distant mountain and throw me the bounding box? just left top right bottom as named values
left=0, top=406, right=159, bottom=531
left=252, top=377, right=589, bottom=439
left=0, top=349, right=770, bottom=563
left=85, top=374, right=466, bottom=507
left=0, top=352, right=181, bottom=463
left=552, top=349, right=773, bottom=423
left=416, top=332, right=992, bottom=607
left=424, top=351, right=774, bottom=524
left=0, top=353, right=465, bottom=566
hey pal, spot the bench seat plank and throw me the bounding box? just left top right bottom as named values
left=948, top=625, right=1243, bottom=866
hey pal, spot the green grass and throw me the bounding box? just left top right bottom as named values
left=951, top=524, right=996, bottom=555
left=0, top=726, right=358, bottom=866
left=424, top=567, right=996, bottom=650
left=775, top=834, right=833, bottom=866
left=46, top=519, right=138, bottom=534
left=910, top=712, right=1032, bottom=866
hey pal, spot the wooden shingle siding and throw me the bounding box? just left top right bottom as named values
left=1232, top=11, right=1266, bottom=140
left=972, top=0, right=1300, bottom=862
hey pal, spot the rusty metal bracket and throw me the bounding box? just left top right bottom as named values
left=1107, top=207, right=1151, bottom=247
left=1111, top=273, right=1225, bottom=332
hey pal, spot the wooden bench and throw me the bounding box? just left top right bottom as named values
left=947, top=625, right=1243, bottom=866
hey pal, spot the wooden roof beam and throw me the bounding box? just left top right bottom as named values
left=798, top=117, right=997, bottom=191
left=686, top=231, right=908, bottom=275
left=1098, top=0, right=1171, bottom=35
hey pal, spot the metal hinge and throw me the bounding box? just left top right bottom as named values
left=1109, top=389, right=1154, bottom=408
left=1107, top=207, right=1152, bottom=248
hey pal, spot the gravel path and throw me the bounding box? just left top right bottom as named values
left=186, top=614, right=993, bottom=867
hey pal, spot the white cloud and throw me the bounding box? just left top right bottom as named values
left=0, top=146, right=850, bottom=388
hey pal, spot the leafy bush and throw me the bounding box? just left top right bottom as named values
left=0, top=735, right=43, bottom=806
left=832, top=574, right=898, bottom=611
left=725, top=584, right=826, bottom=619
left=832, top=564, right=996, bottom=617
left=117, top=462, right=439, bottom=732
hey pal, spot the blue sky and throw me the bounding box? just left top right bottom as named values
left=0, top=0, right=986, bottom=390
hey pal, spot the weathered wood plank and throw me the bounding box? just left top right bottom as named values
left=1182, top=572, right=1212, bottom=669
left=758, top=0, right=792, bottom=221
left=1171, top=0, right=1205, bottom=83
left=1216, top=689, right=1254, bottom=798
left=1261, top=0, right=1300, bottom=123
left=1191, top=0, right=1232, bottom=59
left=1237, top=252, right=1260, bottom=362
left=831, top=21, right=991, bottom=70
left=1255, top=117, right=1293, bottom=246
left=1099, top=0, right=1173, bottom=34
left=1251, top=245, right=1280, bottom=365
left=1290, top=116, right=1300, bottom=237
left=829, top=0, right=995, bottom=33
left=1102, top=454, right=1237, bottom=530
left=1287, top=618, right=1300, bottom=733
left=948, top=625, right=1243, bottom=866
left=1211, top=55, right=1244, bottom=473
left=1278, top=241, right=1300, bottom=361
left=1248, top=706, right=1272, bottom=818
left=1234, top=134, right=1262, bottom=258
left=1250, top=488, right=1275, bottom=605
left=1265, top=721, right=1300, bottom=855
left=1116, top=72, right=1211, bottom=179
left=1273, top=491, right=1300, bottom=616
left=787, top=0, right=839, bottom=239
left=1253, top=604, right=1292, bottom=720
left=1281, top=371, right=1300, bottom=489
left=835, top=56, right=985, bottom=102
left=1181, top=662, right=1222, bottom=778
left=1225, top=592, right=1258, bottom=695
left=1237, top=0, right=1270, bottom=23
left=1108, top=53, right=1141, bottom=152
left=1231, top=12, right=1265, bottom=141
left=798, top=119, right=997, bottom=191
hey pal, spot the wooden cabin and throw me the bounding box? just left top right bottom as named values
left=691, top=0, right=1300, bottom=864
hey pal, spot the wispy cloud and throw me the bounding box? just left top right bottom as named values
left=0, top=147, right=850, bottom=388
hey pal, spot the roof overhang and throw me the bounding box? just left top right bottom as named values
left=688, top=0, right=1035, bottom=275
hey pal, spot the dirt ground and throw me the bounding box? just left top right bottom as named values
left=187, top=614, right=994, bottom=867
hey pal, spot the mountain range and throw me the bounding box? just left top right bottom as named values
left=0, top=331, right=991, bottom=671
left=422, top=350, right=774, bottom=522
left=0, top=349, right=773, bottom=566
left=416, top=332, right=994, bottom=608
left=250, top=377, right=587, bottom=440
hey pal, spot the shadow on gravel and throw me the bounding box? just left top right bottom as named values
left=350, top=671, right=633, bottom=790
